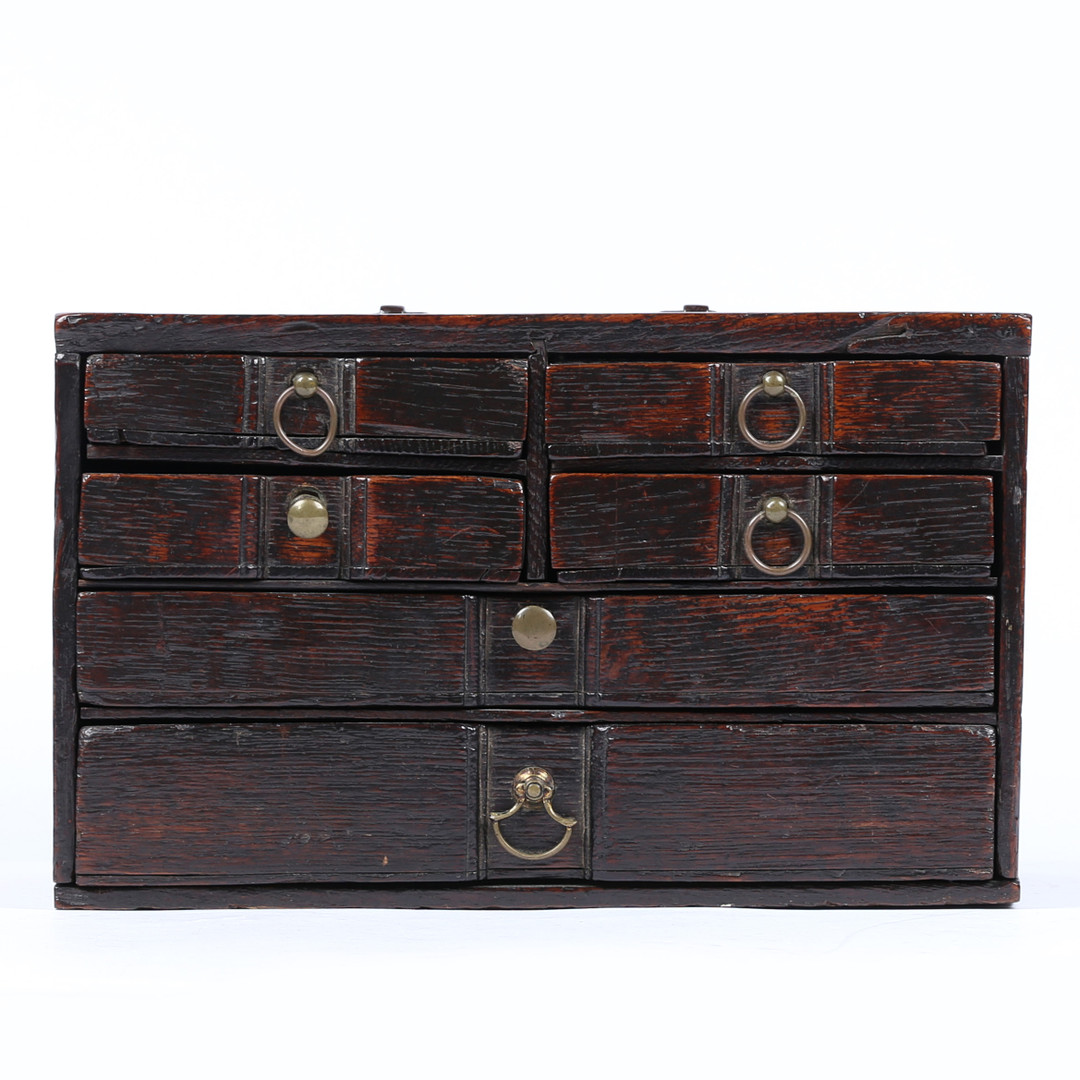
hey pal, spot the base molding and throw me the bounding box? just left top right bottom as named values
left=55, top=878, right=1020, bottom=911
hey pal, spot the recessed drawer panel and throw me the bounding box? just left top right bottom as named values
left=588, top=594, right=995, bottom=706
left=550, top=473, right=993, bottom=580
left=546, top=360, right=1000, bottom=456
left=76, top=592, right=474, bottom=706
left=75, top=723, right=478, bottom=884
left=79, top=474, right=524, bottom=582
left=84, top=354, right=527, bottom=457
left=593, top=723, right=996, bottom=881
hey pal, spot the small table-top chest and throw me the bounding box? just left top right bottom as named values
left=53, top=311, right=1029, bottom=909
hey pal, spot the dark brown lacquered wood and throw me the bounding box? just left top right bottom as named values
left=588, top=594, right=995, bottom=706
left=57, top=311, right=1032, bottom=356
left=55, top=878, right=1020, bottom=909
left=355, top=357, right=527, bottom=450
left=482, top=726, right=588, bottom=880
left=593, top=724, right=997, bottom=880
left=524, top=343, right=550, bottom=580
left=551, top=473, right=992, bottom=580
left=54, top=354, right=82, bottom=883
left=75, top=723, right=479, bottom=883
left=550, top=474, right=723, bottom=572
left=77, top=592, right=477, bottom=705
left=356, top=476, right=524, bottom=582
left=997, top=355, right=1028, bottom=877
left=84, top=354, right=255, bottom=442
left=547, top=363, right=714, bottom=457
left=79, top=474, right=523, bottom=582
left=829, top=361, right=1001, bottom=452
left=80, top=474, right=259, bottom=578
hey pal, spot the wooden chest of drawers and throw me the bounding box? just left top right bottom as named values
left=53, top=311, right=1029, bottom=909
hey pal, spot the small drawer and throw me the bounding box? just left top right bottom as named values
left=76, top=592, right=476, bottom=706
left=79, top=473, right=524, bottom=582
left=84, top=354, right=528, bottom=457
left=75, top=723, right=479, bottom=884
left=546, top=360, right=1000, bottom=456
left=550, top=473, right=994, bottom=581
left=592, top=723, right=996, bottom=881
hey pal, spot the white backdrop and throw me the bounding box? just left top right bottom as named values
left=2, top=2, right=1076, bottom=1077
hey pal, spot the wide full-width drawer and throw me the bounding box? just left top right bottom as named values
left=546, top=360, right=1001, bottom=456
left=84, top=354, right=528, bottom=456
left=79, top=473, right=524, bottom=581
left=550, top=473, right=994, bottom=580
left=76, top=591, right=995, bottom=707
left=73, top=721, right=996, bottom=885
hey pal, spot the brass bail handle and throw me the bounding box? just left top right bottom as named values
left=743, top=495, right=813, bottom=576
left=272, top=371, right=339, bottom=458
left=489, top=766, right=577, bottom=861
left=737, top=370, right=807, bottom=451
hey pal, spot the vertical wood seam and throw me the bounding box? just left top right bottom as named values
left=525, top=342, right=549, bottom=581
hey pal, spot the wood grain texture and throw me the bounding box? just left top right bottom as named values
left=355, top=357, right=527, bottom=445
left=357, top=476, right=523, bottom=581
left=829, top=361, right=1001, bottom=452
left=550, top=474, right=723, bottom=570
left=589, top=594, right=995, bottom=706
left=75, top=723, right=478, bottom=882
left=996, top=355, right=1028, bottom=877
left=547, top=363, right=713, bottom=456
left=56, top=312, right=1032, bottom=356
left=84, top=354, right=254, bottom=441
left=77, top=592, right=476, bottom=705
left=54, top=353, right=82, bottom=882
left=592, top=724, right=996, bottom=880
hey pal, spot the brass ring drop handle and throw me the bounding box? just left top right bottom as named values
left=489, top=767, right=577, bottom=862
left=272, top=372, right=339, bottom=458
left=743, top=496, right=813, bottom=576
left=737, top=370, right=807, bottom=451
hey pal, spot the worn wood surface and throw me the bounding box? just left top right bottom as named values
left=77, top=591, right=475, bottom=705
left=550, top=473, right=992, bottom=579
left=588, top=594, right=995, bottom=706
left=79, top=473, right=524, bottom=581
left=56, top=311, right=1032, bottom=356
left=548, top=360, right=1002, bottom=457
left=997, top=355, right=1028, bottom=877
left=593, top=724, right=996, bottom=880
left=76, top=723, right=478, bottom=882
left=54, top=354, right=82, bottom=882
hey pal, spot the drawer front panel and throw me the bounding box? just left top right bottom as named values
left=79, top=474, right=524, bottom=582
left=593, top=723, right=996, bottom=880
left=76, top=592, right=474, bottom=705
left=547, top=360, right=1000, bottom=456
left=85, top=354, right=528, bottom=456
left=589, top=594, right=995, bottom=706
left=75, top=723, right=477, bottom=883
left=551, top=473, right=993, bottom=580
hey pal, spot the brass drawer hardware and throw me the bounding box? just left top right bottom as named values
left=489, top=766, right=577, bottom=861
left=743, top=495, right=813, bottom=576
left=511, top=605, right=557, bottom=651
left=737, top=370, right=807, bottom=451
left=286, top=490, right=329, bottom=539
left=272, top=371, right=339, bottom=458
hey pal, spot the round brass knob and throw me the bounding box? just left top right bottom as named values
left=511, top=605, right=557, bottom=651
left=287, top=492, right=329, bottom=538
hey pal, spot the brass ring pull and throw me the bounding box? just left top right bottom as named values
left=737, top=370, right=807, bottom=451
left=489, top=767, right=577, bottom=862
left=743, top=495, right=813, bottom=576
left=272, top=372, right=339, bottom=458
